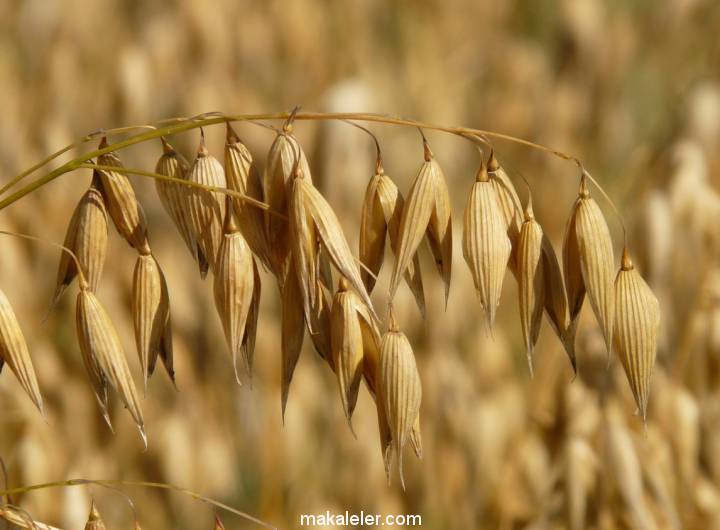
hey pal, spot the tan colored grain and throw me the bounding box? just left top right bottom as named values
left=186, top=133, right=227, bottom=277
left=224, top=124, right=270, bottom=268
left=76, top=287, right=146, bottom=445
left=517, top=199, right=544, bottom=375
left=281, top=258, right=305, bottom=421
left=0, top=289, right=44, bottom=413
left=614, top=249, right=660, bottom=421
left=213, top=200, right=255, bottom=384
left=488, top=150, right=523, bottom=270
left=53, top=176, right=107, bottom=305
left=96, top=137, right=150, bottom=253
left=0, top=506, right=60, bottom=530
left=462, top=161, right=512, bottom=329
left=132, top=251, right=173, bottom=392
left=380, top=310, right=422, bottom=490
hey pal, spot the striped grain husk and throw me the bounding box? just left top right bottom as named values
left=330, top=278, right=381, bottom=431
left=360, top=172, right=425, bottom=315
left=389, top=140, right=452, bottom=305
left=213, top=200, right=255, bottom=384
left=289, top=174, right=378, bottom=323
left=155, top=138, right=200, bottom=266
left=264, top=131, right=312, bottom=275
left=225, top=123, right=270, bottom=269
left=53, top=175, right=108, bottom=307
left=563, top=175, right=615, bottom=356
left=614, top=249, right=660, bottom=421
left=96, top=137, right=150, bottom=253
left=462, top=161, right=512, bottom=329
left=517, top=199, right=544, bottom=375
left=281, top=257, right=305, bottom=421
left=132, top=251, right=174, bottom=392
left=380, top=311, right=422, bottom=489
left=186, top=133, right=226, bottom=277
left=0, top=506, right=61, bottom=530
left=76, top=287, right=146, bottom=445
left=0, top=289, right=44, bottom=413
left=487, top=150, right=523, bottom=271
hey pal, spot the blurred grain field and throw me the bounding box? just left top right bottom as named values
left=1, top=0, right=720, bottom=528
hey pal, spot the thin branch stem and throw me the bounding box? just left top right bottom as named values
left=0, top=112, right=585, bottom=213
left=0, top=479, right=276, bottom=530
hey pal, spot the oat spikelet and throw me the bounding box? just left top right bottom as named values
left=264, top=130, right=312, bottom=275
left=390, top=140, right=452, bottom=304
left=517, top=198, right=545, bottom=375
left=155, top=138, right=199, bottom=263
left=360, top=172, right=425, bottom=314
left=186, top=132, right=226, bottom=277
left=281, top=258, right=305, bottom=421
left=380, top=310, right=421, bottom=489
left=540, top=235, right=576, bottom=372
left=0, top=506, right=61, bottom=530
left=214, top=200, right=255, bottom=384
left=132, top=251, right=173, bottom=392
left=330, top=278, right=380, bottom=431
left=308, top=278, right=333, bottom=368
left=84, top=501, right=106, bottom=530
left=462, top=161, right=512, bottom=329
left=76, top=285, right=146, bottom=445
left=564, top=175, right=616, bottom=355
left=0, top=290, right=44, bottom=413
left=488, top=150, right=523, bottom=269
left=291, top=175, right=378, bottom=322
left=243, top=258, right=262, bottom=382
left=289, top=173, right=319, bottom=328
left=614, top=249, right=660, bottom=420
left=96, top=137, right=150, bottom=253
left=225, top=124, right=270, bottom=268
left=53, top=176, right=107, bottom=306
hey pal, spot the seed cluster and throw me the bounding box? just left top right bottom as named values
left=0, top=118, right=659, bottom=489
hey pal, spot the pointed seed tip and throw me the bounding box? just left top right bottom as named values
left=476, top=160, right=489, bottom=182
left=488, top=149, right=500, bottom=171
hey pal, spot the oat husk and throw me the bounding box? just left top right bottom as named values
left=132, top=251, right=174, bottom=392
left=487, top=150, right=523, bottom=270
left=281, top=257, right=305, bottom=421
left=360, top=172, right=425, bottom=315
left=53, top=176, right=108, bottom=306
left=77, top=286, right=146, bottom=445
left=225, top=123, right=270, bottom=268
left=462, top=161, right=512, bottom=329
left=0, top=289, right=44, bottom=413
left=213, top=199, right=255, bottom=384
left=517, top=199, right=544, bottom=375
left=186, top=133, right=226, bottom=277
left=390, top=140, right=452, bottom=305
left=614, top=249, right=660, bottom=421
left=380, top=310, right=422, bottom=489
left=96, top=137, right=150, bottom=253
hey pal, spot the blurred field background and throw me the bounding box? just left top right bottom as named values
left=1, top=0, right=720, bottom=528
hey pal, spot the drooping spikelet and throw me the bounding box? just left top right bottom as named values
left=225, top=123, right=270, bottom=269
left=96, top=137, right=150, bottom=253
left=390, top=139, right=452, bottom=305
left=132, top=250, right=174, bottom=392
left=359, top=170, right=425, bottom=314
left=280, top=258, right=305, bottom=421
left=154, top=137, right=200, bottom=267
left=213, top=198, right=255, bottom=384
left=517, top=198, right=545, bottom=375
left=289, top=172, right=378, bottom=324
left=563, top=175, right=615, bottom=355
left=0, top=289, right=44, bottom=413
left=614, top=248, right=660, bottom=420
left=264, top=128, right=312, bottom=275
left=380, top=310, right=422, bottom=489
left=186, top=132, right=226, bottom=277
left=330, top=278, right=381, bottom=431
left=53, top=175, right=108, bottom=306
left=76, top=281, right=146, bottom=445
left=462, top=160, right=512, bottom=329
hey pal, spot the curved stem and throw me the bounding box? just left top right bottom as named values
left=0, top=112, right=584, bottom=212
left=0, top=479, right=276, bottom=530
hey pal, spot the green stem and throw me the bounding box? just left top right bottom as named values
left=0, top=479, right=276, bottom=530
left=0, top=112, right=583, bottom=212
